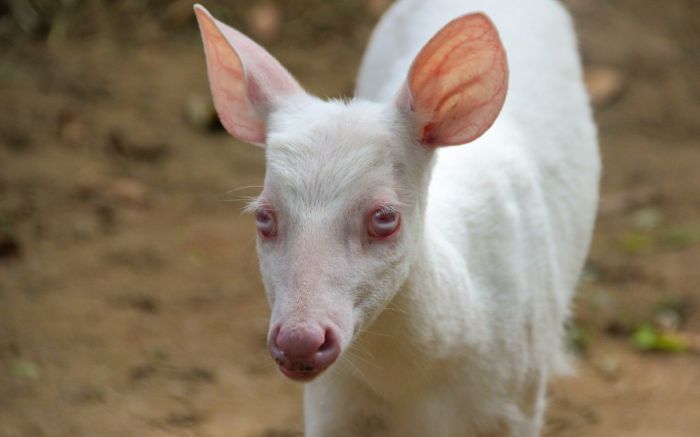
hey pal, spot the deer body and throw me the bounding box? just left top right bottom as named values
left=194, top=0, right=599, bottom=435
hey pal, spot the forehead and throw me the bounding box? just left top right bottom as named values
left=263, top=98, right=396, bottom=210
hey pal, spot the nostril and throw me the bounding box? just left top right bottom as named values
left=314, top=328, right=340, bottom=368
left=318, top=330, right=334, bottom=352
left=268, top=325, right=285, bottom=363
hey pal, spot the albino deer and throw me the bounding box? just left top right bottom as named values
left=194, top=0, right=599, bottom=435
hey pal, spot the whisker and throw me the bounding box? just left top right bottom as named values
left=340, top=354, right=378, bottom=395
left=345, top=348, right=380, bottom=370
left=357, top=329, right=394, bottom=340
left=381, top=303, right=408, bottom=315
left=224, top=185, right=264, bottom=194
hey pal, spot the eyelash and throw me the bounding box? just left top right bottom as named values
left=367, top=204, right=401, bottom=239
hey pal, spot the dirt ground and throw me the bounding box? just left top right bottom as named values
left=1, top=0, right=699, bottom=436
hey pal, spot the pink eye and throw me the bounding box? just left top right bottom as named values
left=255, top=208, right=277, bottom=239
left=368, top=206, right=401, bottom=239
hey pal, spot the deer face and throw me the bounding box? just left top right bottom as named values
left=194, top=4, right=506, bottom=380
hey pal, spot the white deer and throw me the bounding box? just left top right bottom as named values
left=194, top=0, right=599, bottom=435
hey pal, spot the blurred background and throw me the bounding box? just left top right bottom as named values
left=1, top=0, right=699, bottom=436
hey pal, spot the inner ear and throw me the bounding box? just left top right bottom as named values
left=399, top=13, right=508, bottom=147
left=194, top=5, right=304, bottom=146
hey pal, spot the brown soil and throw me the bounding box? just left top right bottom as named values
left=1, top=1, right=699, bottom=436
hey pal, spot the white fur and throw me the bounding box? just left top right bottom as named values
left=235, top=0, right=598, bottom=435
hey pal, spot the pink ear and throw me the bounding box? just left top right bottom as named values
left=399, top=13, right=508, bottom=147
left=194, top=5, right=304, bottom=145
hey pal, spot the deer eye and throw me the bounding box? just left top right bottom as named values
left=368, top=206, right=400, bottom=239
left=255, top=208, right=277, bottom=239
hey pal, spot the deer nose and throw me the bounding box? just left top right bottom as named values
left=268, top=324, right=341, bottom=381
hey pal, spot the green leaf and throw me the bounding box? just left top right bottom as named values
left=631, top=324, right=657, bottom=351
left=631, top=324, right=690, bottom=353
left=8, top=360, right=40, bottom=379
left=661, top=223, right=700, bottom=249
left=617, top=232, right=654, bottom=255
left=654, top=332, right=691, bottom=353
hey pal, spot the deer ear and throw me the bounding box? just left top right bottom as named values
left=398, top=13, right=508, bottom=147
left=194, top=4, right=304, bottom=146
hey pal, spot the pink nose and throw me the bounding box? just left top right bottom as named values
left=268, top=324, right=340, bottom=381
